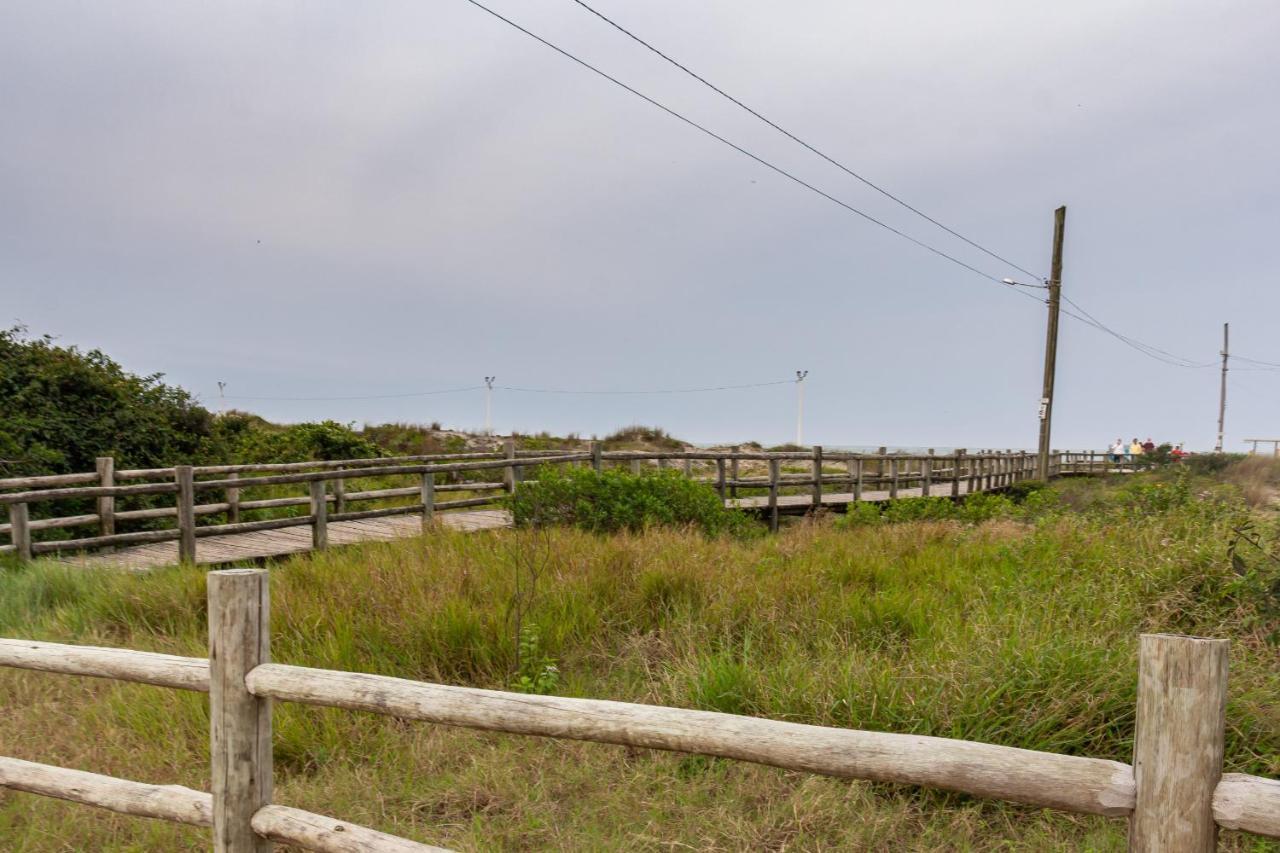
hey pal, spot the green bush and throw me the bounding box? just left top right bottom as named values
left=837, top=501, right=883, bottom=528
left=507, top=466, right=755, bottom=537
left=956, top=492, right=1015, bottom=523
left=231, top=420, right=384, bottom=464
left=882, top=497, right=956, bottom=523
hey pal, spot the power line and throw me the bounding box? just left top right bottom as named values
left=498, top=379, right=794, bottom=395
left=223, top=386, right=486, bottom=402
left=568, top=0, right=1044, bottom=282
left=461, top=0, right=1019, bottom=289
left=1060, top=295, right=1217, bottom=369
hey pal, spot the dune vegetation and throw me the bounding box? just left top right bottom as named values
left=1, top=466, right=1278, bottom=850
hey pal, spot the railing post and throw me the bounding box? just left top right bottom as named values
left=591, top=441, right=602, bottom=473
left=96, top=456, right=115, bottom=550
left=730, top=446, right=740, bottom=499
left=889, top=456, right=899, bottom=499
left=1130, top=634, right=1229, bottom=853
left=9, top=503, right=31, bottom=563
left=309, top=479, right=327, bottom=551
left=953, top=450, right=965, bottom=498
left=208, top=569, right=273, bottom=853
left=715, top=457, right=727, bottom=501
left=768, top=458, right=779, bottom=533
left=332, top=475, right=346, bottom=516
left=227, top=472, right=241, bottom=524
left=922, top=449, right=933, bottom=496
left=682, top=453, right=692, bottom=477
left=811, top=445, right=823, bottom=509
left=420, top=471, right=435, bottom=530
left=176, top=465, right=196, bottom=564
left=658, top=456, right=669, bottom=471
left=503, top=438, right=516, bottom=493
left=853, top=457, right=863, bottom=503
left=630, top=458, right=642, bottom=475
left=875, top=446, right=887, bottom=488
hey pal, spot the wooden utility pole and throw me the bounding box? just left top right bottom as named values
left=1215, top=323, right=1229, bottom=453
left=1036, top=206, right=1066, bottom=481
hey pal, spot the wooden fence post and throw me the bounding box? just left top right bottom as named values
left=875, top=447, right=887, bottom=488
left=227, top=472, right=241, bottom=524
left=96, top=457, right=115, bottom=549
left=9, top=503, right=31, bottom=563
left=176, top=466, right=196, bottom=564
left=853, top=457, right=863, bottom=503
left=1130, top=633, right=1229, bottom=852
left=630, top=458, right=642, bottom=476
left=716, top=457, right=727, bottom=501
left=730, top=446, right=740, bottom=499
left=208, top=569, right=273, bottom=853
left=682, top=454, right=692, bottom=477
left=812, top=446, right=823, bottom=509
left=503, top=438, right=516, bottom=493
left=332, top=475, right=346, bottom=516
left=309, top=479, right=327, bottom=551
left=889, top=457, right=899, bottom=499
left=922, top=449, right=933, bottom=497
left=420, top=472, right=435, bottom=530
left=591, top=442, right=602, bottom=473
left=953, top=450, right=965, bottom=498
left=768, top=459, right=780, bottom=533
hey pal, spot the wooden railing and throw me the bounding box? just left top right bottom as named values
left=0, top=569, right=1276, bottom=850
left=2, top=444, right=1111, bottom=561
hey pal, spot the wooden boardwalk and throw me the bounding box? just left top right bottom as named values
left=56, top=510, right=510, bottom=571
left=728, top=481, right=977, bottom=510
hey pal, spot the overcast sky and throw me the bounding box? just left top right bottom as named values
left=3, top=0, right=1277, bottom=449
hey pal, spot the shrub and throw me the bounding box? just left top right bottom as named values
left=882, top=497, right=956, bottom=523
left=955, top=492, right=1015, bottom=523
left=837, top=501, right=883, bottom=528
left=602, top=425, right=684, bottom=451
left=507, top=466, right=754, bottom=537
left=232, top=420, right=384, bottom=463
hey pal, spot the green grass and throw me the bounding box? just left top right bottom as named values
left=1, top=474, right=1278, bottom=850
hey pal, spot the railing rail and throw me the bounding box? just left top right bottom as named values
left=0, top=571, right=1275, bottom=850
left=2, top=445, right=1156, bottom=562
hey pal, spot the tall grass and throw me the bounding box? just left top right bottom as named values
left=0, top=476, right=1277, bottom=850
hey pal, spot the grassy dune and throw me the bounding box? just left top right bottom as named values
left=1, top=473, right=1278, bottom=850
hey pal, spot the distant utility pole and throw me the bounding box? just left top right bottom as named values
left=795, top=370, right=808, bottom=446
left=1036, top=206, right=1066, bottom=481
left=484, top=376, right=496, bottom=435
left=1215, top=324, right=1229, bottom=452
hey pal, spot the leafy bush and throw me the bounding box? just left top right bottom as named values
left=602, top=425, right=684, bottom=451
left=508, top=466, right=755, bottom=537
left=956, top=493, right=1016, bottom=523
left=231, top=420, right=384, bottom=464
left=882, top=497, right=956, bottom=523
left=1185, top=453, right=1245, bottom=476
left=837, top=501, right=884, bottom=527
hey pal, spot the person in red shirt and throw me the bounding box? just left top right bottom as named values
left=1142, top=438, right=1156, bottom=454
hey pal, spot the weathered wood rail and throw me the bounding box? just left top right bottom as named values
left=1, top=445, right=1128, bottom=566
left=0, top=569, right=1276, bottom=850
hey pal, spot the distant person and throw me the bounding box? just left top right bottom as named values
left=1172, top=443, right=1187, bottom=461
left=1142, top=437, right=1156, bottom=454
left=1110, top=438, right=1125, bottom=463
left=1129, top=438, right=1143, bottom=458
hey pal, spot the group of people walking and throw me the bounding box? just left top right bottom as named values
left=1108, top=437, right=1186, bottom=463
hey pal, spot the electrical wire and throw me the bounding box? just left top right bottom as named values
left=497, top=379, right=794, bottom=395
left=568, top=0, right=1045, bottom=282
left=461, top=0, right=1018, bottom=288
left=1060, top=295, right=1217, bottom=369
left=223, top=386, right=486, bottom=402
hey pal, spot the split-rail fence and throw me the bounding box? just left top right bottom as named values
left=0, top=569, right=1277, bottom=850
left=0, top=446, right=1124, bottom=567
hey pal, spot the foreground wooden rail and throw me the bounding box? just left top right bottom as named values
left=1, top=570, right=1276, bottom=850
left=0, top=444, right=1148, bottom=563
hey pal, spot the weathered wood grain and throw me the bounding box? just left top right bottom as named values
left=0, top=638, right=210, bottom=691
left=250, top=805, right=452, bottom=852
left=1213, top=773, right=1280, bottom=838
left=0, top=756, right=212, bottom=827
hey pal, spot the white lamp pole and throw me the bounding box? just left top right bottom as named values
left=484, top=377, right=496, bottom=435
left=795, top=370, right=808, bottom=446
left=217, top=381, right=226, bottom=415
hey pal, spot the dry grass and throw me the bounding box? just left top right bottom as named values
left=0, top=478, right=1278, bottom=850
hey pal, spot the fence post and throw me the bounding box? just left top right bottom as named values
left=812, top=445, right=823, bottom=509
left=503, top=438, right=516, bottom=493
left=730, top=446, right=740, bottom=499
left=176, top=466, right=196, bottom=564
left=227, top=472, right=241, bottom=524
left=630, top=458, right=642, bottom=475
left=591, top=441, right=602, bottom=473
left=716, top=457, right=727, bottom=501
left=96, top=456, right=115, bottom=549
left=768, top=459, right=780, bottom=533
left=889, top=456, right=899, bottom=499
left=1130, top=633, right=1229, bottom=852
left=922, top=449, right=933, bottom=497
left=9, top=503, right=31, bottom=562
left=420, top=471, right=435, bottom=530
left=658, top=456, right=669, bottom=471
left=953, top=450, right=965, bottom=498
left=875, top=446, right=887, bottom=488
left=853, top=457, right=863, bottom=503
left=309, top=479, right=327, bottom=551
left=682, top=453, right=692, bottom=477
left=208, top=569, right=273, bottom=853
left=332, top=475, right=346, bottom=516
